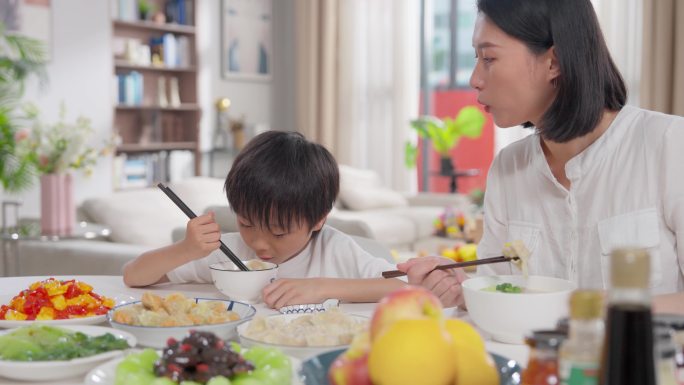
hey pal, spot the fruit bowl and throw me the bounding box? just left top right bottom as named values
left=462, top=275, right=576, bottom=344
left=300, top=348, right=522, bottom=385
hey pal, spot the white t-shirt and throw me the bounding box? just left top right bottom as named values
left=167, top=225, right=396, bottom=283
left=477, top=105, right=684, bottom=294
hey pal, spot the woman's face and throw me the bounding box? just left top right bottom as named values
left=237, top=215, right=325, bottom=265
left=470, top=14, right=558, bottom=128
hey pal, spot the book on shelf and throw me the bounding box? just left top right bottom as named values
left=114, top=152, right=172, bottom=189
left=111, top=0, right=137, bottom=22
left=117, top=71, right=144, bottom=105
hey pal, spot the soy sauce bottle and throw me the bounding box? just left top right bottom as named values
left=599, top=248, right=656, bottom=385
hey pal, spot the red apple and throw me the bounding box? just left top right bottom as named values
left=329, top=332, right=372, bottom=385
left=370, top=286, right=443, bottom=341
left=328, top=350, right=372, bottom=385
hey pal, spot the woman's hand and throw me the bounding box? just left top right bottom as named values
left=180, top=212, right=221, bottom=261
left=396, top=256, right=468, bottom=308
left=262, top=278, right=328, bottom=309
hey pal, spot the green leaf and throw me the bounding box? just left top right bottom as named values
left=404, top=142, right=417, bottom=168
left=408, top=105, right=485, bottom=159
left=454, top=106, right=485, bottom=138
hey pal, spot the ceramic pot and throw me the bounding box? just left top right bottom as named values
left=40, top=173, right=74, bottom=236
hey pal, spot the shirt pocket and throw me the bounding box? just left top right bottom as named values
left=507, top=221, right=542, bottom=275
left=597, top=208, right=662, bottom=288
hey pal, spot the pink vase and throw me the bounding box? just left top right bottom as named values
left=40, top=173, right=75, bottom=236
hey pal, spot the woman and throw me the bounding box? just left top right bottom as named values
left=398, top=0, right=684, bottom=313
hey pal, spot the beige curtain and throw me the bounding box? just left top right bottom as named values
left=641, top=0, right=684, bottom=115
left=295, top=0, right=420, bottom=191
left=294, top=0, right=339, bottom=154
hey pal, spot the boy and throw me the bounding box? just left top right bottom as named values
left=123, top=131, right=405, bottom=308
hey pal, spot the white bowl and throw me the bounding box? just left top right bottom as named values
left=237, top=313, right=369, bottom=360
left=107, top=298, right=256, bottom=348
left=462, top=275, right=576, bottom=344
left=210, top=260, right=279, bottom=303
left=0, top=325, right=136, bottom=381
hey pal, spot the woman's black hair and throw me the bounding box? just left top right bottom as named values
left=477, top=0, right=626, bottom=142
left=225, top=130, right=339, bottom=231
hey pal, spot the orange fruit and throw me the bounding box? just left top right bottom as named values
left=444, top=318, right=486, bottom=352
left=452, top=345, right=499, bottom=385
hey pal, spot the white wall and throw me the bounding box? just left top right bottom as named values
left=2, top=0, right=290, bottom=218
left=198, top=1, right=294, bottom=177
left=197, top=0, right=282, bottom=156
left=0, top=0, right=112, bottom=219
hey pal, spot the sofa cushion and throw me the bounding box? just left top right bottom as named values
left=329, top=210, right=416, bottom=249
left=81, top=177, right=226, bottom=247
left=383, top=206, right=444, bottom=238
left=338, top=165, right=408, bottom=210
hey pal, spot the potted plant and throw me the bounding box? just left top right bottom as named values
left=0, top=23, right=47, bottom=193
left=138, top=0, right=154, bottom=21
left=405, top=105, right=485, bottom=175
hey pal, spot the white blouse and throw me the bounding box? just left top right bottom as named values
left=477, top=105, right=684, bottom=294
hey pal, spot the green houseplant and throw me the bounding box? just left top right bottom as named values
left=405, top=105, right=485, bottom=175
left=0, top=23, right=47, bottom=193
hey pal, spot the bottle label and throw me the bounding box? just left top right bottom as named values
left=560, top=362, right=598, bottom=385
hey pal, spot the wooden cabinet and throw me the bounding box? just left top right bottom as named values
left=111, top=0, right=200, bottom=188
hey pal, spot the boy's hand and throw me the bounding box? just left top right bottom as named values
left=180, top=212, right=221, bottom=260
left=262, top=278, right=327, bottom=309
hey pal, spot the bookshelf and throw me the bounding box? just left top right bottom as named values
left=111, top=0, right=200, bottom=189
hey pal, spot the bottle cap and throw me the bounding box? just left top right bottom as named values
left=610, top=248, right=650, bottom=288
left=569, top=290, right=604, bottom=320
left=524, top=329, right=566, bottom=350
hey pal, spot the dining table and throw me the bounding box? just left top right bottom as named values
left=0, top=275, right=530, bottom=385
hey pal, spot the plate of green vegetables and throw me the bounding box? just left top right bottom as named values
left=0, top=324, right=135, bottom=381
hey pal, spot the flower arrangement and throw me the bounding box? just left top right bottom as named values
left=433, top=206, right=468, bottom=239
left=14, top=104, right=111, bottom=177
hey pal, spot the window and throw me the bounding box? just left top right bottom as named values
left=428, top=0, right=477, bottom=89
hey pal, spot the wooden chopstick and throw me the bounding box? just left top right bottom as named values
left=157, top=183, right=250, bottom=271
left=382, top=255, right=518, bottom=279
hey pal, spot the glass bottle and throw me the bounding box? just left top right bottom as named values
left=599, top=248, right=656, bottom=385
left=522, top=330, right=566, bottom=385
left=654, top=325, right=678, bottom=385
left=559, top=290, right=605, bottom=385
left=654, top=314, right=684, bottom=385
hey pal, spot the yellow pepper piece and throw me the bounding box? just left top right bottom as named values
left=102, top=298, right=115, bottom=308
left=67, top=294, right=97, bottom=308
left=29, top=281, right=42, bottom=290
left=36, top=307, right=55, bottom=320
left=45, top=281, right=69, bottom=296
left=51, top=295, right=67, bottom=311
left=5, top=309, right=28, bottom=321
left=77, top=281, right=93, bottom=293
left=10, top=296, right=25, bottom=311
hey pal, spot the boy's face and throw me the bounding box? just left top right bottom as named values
left=236, top=215, right=325, bottom=265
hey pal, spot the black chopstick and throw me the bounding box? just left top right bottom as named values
left=157, top=183, right=250, bottom=271
left=382, top=255, right=518, bottom=279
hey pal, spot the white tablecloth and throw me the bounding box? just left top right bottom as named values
left=0, top=275, right=529, bottom=385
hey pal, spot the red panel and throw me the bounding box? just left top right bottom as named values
left=417, top=90, right=494, bottom=194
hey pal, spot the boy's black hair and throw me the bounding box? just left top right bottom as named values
left=225, top=130, right=339, bottom=232
left=477, top=0, right=626, bottom=142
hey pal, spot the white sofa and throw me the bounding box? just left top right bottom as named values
left=328, top=165, right=472, bottom=251
left=17, top=168, right=472, bottom=276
